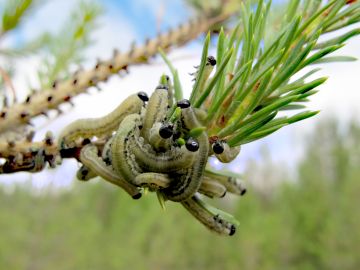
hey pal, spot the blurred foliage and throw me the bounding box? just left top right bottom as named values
left=0, top=117, right=359, bottom=270
left=0, top=0, right=102, bottom=93
left=36, top=1, right=102, bottom=88
left=0, top=0, right=37, bottom=38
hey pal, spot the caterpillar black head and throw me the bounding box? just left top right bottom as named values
left=176, top=99, right=191, bottom=109
left=206, top=56, right=217, bottom=66
left=137, top=91, right=149, bottom=102
left=212, top=140, right=224, bottom=154
left=159, top=123, right=174, bottom=139
left=185, top=137, right=199, bottom=152
left=229, top=224, right=236, bottom=236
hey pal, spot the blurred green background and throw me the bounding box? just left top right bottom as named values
left=1, top=118, right=359, bottom=270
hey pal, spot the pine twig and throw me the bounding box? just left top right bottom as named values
left=0, top=14, right=230, bottom=133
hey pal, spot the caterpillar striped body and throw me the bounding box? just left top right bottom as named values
left=199, top=176, right=227, bottom=198
left=111, top=114, right=143, bottom=186
left=58, top=93, right=145, bottom=149
left=134, top=172, right=170, bottom=191
left=140, top=85, right=169, bottom=144
left=204, top=170, right=246, bottom=196
left=132, top=139, right=197, bottom=173
left=163, top=106, right=209, bottom=202
left=181, top=194, right=236, bottom=236
left=79, top=144, right=141, bottom=199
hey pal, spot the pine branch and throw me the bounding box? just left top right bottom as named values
left=1, top=0, right=359, bottom=173
left=187, top=0, right=360, bottom=147
left=0, top=13, right=229, bottom=133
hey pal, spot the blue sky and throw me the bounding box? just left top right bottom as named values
left=97, top=0, right=286, bottom=40
left=104, top=0, right=190, bottom=40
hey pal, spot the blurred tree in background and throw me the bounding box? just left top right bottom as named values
left=0, top=118, right=359, bottom=269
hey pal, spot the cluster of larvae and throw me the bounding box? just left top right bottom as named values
left=58, top=76, right=246, bottom=236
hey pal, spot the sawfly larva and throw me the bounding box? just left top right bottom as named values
left=212, top=140, right=241, bottom=163
left=181, top=194, right=236, bottom=236
left=132, top=137, right=197, bottom=173
left=199, top=176, right=227, bottom=198
left=140, top=84, right=169, bottom=143
left=148, top=122, right=172, bottom=151
left=163, top=106, right=209, bottom=202
left=134, top=172, right=170, bottom=191
left=135, top=172, right=227, bottom=198
left=58, top=93, right=146, bottom=149
left=80, top=144, right=141, bottom=199
left=101, top=136, right=113, bottom=165
left=111, top=114, right=144, bottom=186
left=204, top=169, right=247, bottom=196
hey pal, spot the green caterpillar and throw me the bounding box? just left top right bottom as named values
left=132, top=137, right=197, bottom=173
left=148, top=122, right=172, bottom=151
left=212, top=140, right=241, bottom=163
left=111, top=114, right=144, bottom=186
left=181, top=194, right=236, bottom=236
left=140, top=85, right=169, bottom=144
left=58, top=93, right=146, bottom=149
left=204, top=169, right=246, bottom=196
left=163, top=105, right=209, bottom=202
left=199, top=176, right=227, bottom=198
left=134, top=172, right=171, bottom=191
left=79, top=144, right=142, bottom=199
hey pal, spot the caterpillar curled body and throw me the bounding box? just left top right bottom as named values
left=110, top=113, right=197, bottom=189
left=58, top=93, right=145, bottom=149
left=163, top=106, right=209, bottom=202
left=198, top=176, right=227, bottom=198
left=101, top=136, right=113, bottom=165
left=131, top=136, right=197, bottom=173
left=76, top=161, right=229, bottom=201
left=134, top=172, right=171, bottom=191
left=79, top=144, right=142, bottom=199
